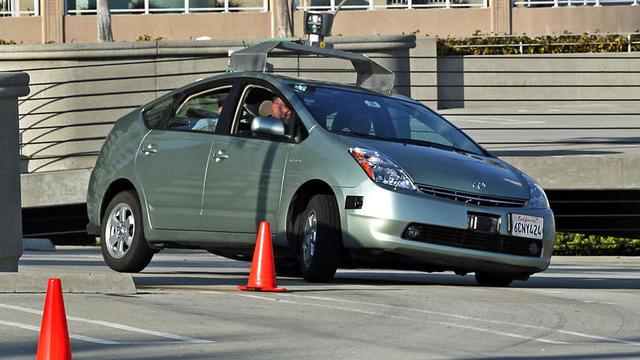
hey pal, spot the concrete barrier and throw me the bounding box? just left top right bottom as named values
left=0, top=273, right=136, bottom=294
left=0, top=72, right=29, bottom=272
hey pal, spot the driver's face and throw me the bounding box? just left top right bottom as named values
left=272, top=97, right=292, bottom=124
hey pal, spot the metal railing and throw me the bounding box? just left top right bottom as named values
left=0, top=0, right=38, bottom=16
left=296, top=0, right=488, bottom=10
left=65, top=0, right=268, bottom=14
left=513, top=0, right=639, bottom=6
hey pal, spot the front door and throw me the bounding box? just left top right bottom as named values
left=201, top=84, right=293, bottom=236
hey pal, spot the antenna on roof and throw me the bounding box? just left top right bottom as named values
left=302, top=0, right=348, bottom=48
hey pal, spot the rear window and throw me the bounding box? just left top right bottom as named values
left=142, top=97, right=173, bottom=129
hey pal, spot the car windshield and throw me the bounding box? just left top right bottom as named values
left=291, top=84, right=484, bottom=155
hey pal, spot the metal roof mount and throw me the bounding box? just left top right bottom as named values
left=229, top=41, right=396, bottom=95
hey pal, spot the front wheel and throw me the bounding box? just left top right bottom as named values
left=101, top=190, right=154, bottom=273
left=296, top=194, right=342, bottom=282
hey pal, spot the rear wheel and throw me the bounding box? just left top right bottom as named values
left=475, top=271, right=515, bottom=287
left=296, top=194, right=342, bottom=282
left=101, top=190, right=154, bottom=273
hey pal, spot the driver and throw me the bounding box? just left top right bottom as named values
left=271, top=96, right=292, bottom=126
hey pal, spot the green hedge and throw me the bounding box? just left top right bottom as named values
left=0, top=38, right=16, bottom=45
left=554, top=233, right=640, bottom=256
left=438, top=32, right=640, bottom=56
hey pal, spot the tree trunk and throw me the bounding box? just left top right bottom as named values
left=97, top=0, right=113, bottom=42
left=273, top=0, right=293, bottom=38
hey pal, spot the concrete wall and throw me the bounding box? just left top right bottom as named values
left=512, top=6, right=640, bottom=35
left=292, top=9, right=491, bottom=38
left=2, top=6, right=640, bottom=44
left=437, top=53, right=640, bottom=109
left=436, top=52, right=640, bottom=192
left=0, top=16, right=42, bottom=43
left=64, top=12, right=272, bottom=43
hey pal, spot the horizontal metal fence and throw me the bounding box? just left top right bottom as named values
left=65, top=0, right=268, bottom=14
left=9, top=50, right=640, bottom=174
left=296, top=0, right=488, bottom=10
left=513, top=0, right=638, bottom=6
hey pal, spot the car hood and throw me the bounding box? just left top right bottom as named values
left=341, top=136, right=529, bottom=199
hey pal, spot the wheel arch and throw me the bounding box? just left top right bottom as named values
left=100, top=178, right=139, bottom=222
left=285, top=180, right=343, bottom=253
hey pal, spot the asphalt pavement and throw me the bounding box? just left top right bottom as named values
left=1, top=247, right=639, bottom=359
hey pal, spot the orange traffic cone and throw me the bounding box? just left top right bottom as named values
left=238, top=221, right=286, bottom=292
left=36, top=278, right=72, bottom=360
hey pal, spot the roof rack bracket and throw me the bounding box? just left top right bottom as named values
left=229, top=41, right=395, bottom=94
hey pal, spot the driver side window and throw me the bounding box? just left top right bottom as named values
left=166, top=86, right=231, bottom=133
left=233, top=86, right=281, bottom=136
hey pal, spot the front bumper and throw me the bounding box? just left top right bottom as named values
left=337, top=181, right=555, bottom=274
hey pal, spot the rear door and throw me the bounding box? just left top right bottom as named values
left=135, top=81, right=234, bottom=231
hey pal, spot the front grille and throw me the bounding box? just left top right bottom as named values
left=417, top=184, right=526, bottom=208
left=403, top=223, right=542, bottom=257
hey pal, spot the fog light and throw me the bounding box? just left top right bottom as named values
left=528, top=242, right=540, bottom=256
left=405, top=225, right=420, bottom=240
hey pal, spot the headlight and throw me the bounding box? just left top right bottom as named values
left=521, top=172, right=549, bottom=209
left=349, top=147, right=417, bottom=191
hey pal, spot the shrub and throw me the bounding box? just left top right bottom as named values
left=438, top=32, right=640, bottom=55
left=554, top=233, right=640, bottom=256
left=136, top=34, right=166, bottom=42
left=0, top=38, right=16, bottom=45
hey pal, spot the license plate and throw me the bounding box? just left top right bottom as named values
left=511, top=214, right=544, bottom=240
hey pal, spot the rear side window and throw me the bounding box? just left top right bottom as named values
left=142, top=97, right=173, bottom=129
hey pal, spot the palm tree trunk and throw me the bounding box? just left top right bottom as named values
left=97, top=0, right=113, bottom=42
left=273, top=0, right=293, bottom=38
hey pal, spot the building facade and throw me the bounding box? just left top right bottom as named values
left=1, top=0, right=640, bottom=44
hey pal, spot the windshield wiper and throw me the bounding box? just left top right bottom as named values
left=334, top=130, right=479, bottom=156
left=334, top=130, right=398, bottom=142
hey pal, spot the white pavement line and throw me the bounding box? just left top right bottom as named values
left=283, top=294, right=640, bottom=346
left=21, top=254, right=103, bottom=260
left=202, top=291, right=566, bottom=345
left=583, top=301, right=623, bottom=306
left=0, top=320, right=119, bottom=345
left=0, top=303, right=212, bottom=344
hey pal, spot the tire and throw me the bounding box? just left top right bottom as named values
left=295, top=194, right=342, bottom=282
left=101, top=190, right=154, bottom=273
left=475, top=271, right=515, bottom=287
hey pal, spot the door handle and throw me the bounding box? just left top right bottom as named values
left=214, top=149, right=229, bottom=162
left=141, top=143, right=157, bottom=155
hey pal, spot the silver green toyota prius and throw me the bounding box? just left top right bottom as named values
left=87, top=46, right=554, bottom=286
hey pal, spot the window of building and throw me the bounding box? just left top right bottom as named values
left=296, top=0, right=489, bottom=9
left=0, top=0, right=38, bottom=16
left=65, top=0, right=268, bottom=14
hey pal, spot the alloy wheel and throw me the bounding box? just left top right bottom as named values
left=105, top=203, right=135, bottom=259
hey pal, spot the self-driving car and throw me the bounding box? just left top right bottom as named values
left=87, top=41, right=554, bottom=286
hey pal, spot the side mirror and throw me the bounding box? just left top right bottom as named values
left=167, top=115, right=191, bottom=128
left=251, top=116, right=285, bottom=137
